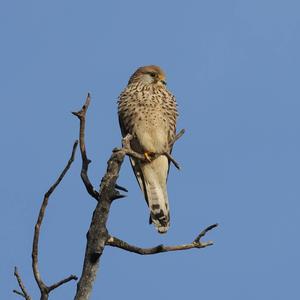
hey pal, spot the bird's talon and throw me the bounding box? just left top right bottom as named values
left=144, top=152, right=153, bottom=162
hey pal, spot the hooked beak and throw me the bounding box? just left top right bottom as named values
left=161, top=80, right=167, bottom=85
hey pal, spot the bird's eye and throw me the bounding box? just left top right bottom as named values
left=149, top=72, right=156, bottom=77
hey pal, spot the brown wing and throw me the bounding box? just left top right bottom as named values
left=118, top=114, right=150, bottom=206
left=166, top=93, right=178, bottom=177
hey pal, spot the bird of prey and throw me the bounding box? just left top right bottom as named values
left=118, top=65, right=178, bottom=233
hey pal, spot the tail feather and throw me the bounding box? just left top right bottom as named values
left=141, top=156, right=170, bottom=233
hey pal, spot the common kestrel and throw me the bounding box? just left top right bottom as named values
left=118, top=65, right=178, bottom=233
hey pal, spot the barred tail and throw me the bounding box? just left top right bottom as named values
left=141, top=156, right=170, bottom=234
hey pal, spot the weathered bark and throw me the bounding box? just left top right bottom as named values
left=74, top=150, right=125, bottom=300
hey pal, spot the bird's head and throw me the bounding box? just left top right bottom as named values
left=128, top=65, right=167, bottom=86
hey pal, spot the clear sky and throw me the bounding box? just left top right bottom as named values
left=1, top=1, right=299, bottom=299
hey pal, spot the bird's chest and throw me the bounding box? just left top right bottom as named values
left=125, top=93, right=167, bottom=152
left=135, top=94, right=164, bottom=122
left=119, top=86, right=176, bottom=153
left=133, top=99, right=168, bottom=152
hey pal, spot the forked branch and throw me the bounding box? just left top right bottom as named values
left=13, top=267, right=31, bottom=300
left=72, top=93, right=100, bottom=201
left=31, top=141, right=78, bottom=300
left=106, top=223, right=218, bottom=255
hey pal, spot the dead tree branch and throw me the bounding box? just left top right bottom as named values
left=106, top=223, right=218, bottom=255
left=13, top=267, right=31, bottom=300
left=73, top=94, right=217, bottom=300
left=32, top=141, right=79, bottom=300
left=72, top=93, right=99, bottom=201
left=73, top=96, right=127, bottom=300
left=170, top=128, right=185, bottom=147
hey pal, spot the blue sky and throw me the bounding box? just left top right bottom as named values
left=1, top=1, right=299, bottom=299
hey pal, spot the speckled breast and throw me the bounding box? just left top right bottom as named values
left=118, top=83, right=178, bottom=154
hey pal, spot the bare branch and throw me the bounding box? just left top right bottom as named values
left=115, top=183, right=128, bottom=192
left=74, top=95, right=127, bottom=300
left=13, top=290, right=27, bottom=298
left=72, top=93, right=99, bottom=201
left=170, top=128, right=185, bottom=147
left=106, top=224, right=218, bottom=255
left=32, top=141, right=78, bottom=299
left=74, top=150, right=126, bottom=300
left=164, top=152, right=181, bottom=170
left=48, top=274, right=78, bottom=292
left=13, top=267, right=31, bottom=300
left=193, top=223, right=218, bottom=243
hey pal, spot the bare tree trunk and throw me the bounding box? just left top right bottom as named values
left=74, top=151, right=125, bottom=300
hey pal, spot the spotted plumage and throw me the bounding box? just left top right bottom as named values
left=118, top=65, right=178, bottom=233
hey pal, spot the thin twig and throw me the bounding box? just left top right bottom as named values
left=170, top=128, right=185, bottom=147
left=72, top=93, right=99, bottom=201
left=49, top=274, right=78, bottom=291
left=32, top=141, right=78, bottom=299
left=13, top=267, right=31, bottom=300
left=106, top=223, right=218, bottom=255
left=193, top=223, right=218, bottom=243
left=13, top=290, right=27, bottom=298
left=164, top=152, right=181, bottom=170
left=115, top=183, right=128, bottom=192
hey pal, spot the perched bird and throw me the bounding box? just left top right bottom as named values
left=118, top=65, right=178, bottom=233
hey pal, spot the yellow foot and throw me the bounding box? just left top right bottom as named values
left=144, top=152, right=154, bottom=162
